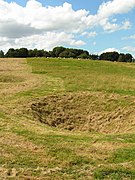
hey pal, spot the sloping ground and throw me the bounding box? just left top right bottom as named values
left=1, top=58, right=135, bottom=179
left=31, top=92, right=135, bottom=134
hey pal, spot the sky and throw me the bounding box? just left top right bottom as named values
left=0, top=0, right=135, bottom=56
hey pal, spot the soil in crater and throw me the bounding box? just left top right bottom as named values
left=31, top=92, right=135, bottom=134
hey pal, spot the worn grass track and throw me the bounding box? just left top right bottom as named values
left=0, top=58, right=135, bottom=179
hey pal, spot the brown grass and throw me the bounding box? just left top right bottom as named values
left=31, top=92, right=135, bottom=134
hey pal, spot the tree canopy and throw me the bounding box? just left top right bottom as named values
left=1, top=47, right=134, bottom=63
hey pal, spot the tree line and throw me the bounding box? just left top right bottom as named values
left=0, top=47, right=134, bottom=62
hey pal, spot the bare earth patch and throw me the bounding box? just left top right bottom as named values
left=31, top=92, right=135, bottom=134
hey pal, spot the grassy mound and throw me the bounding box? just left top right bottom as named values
left=31, top=92, right=135, bottom=133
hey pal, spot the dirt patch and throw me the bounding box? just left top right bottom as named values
left=31, top=92, right=135, bottom=134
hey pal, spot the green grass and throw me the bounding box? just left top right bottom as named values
left=94, top=168, right=135, bottom=179
left=110, top=147, right=135, bottom=163
left=100, top=134, right=135, bottom=143
left=1, top=58, right=135, bottom=179
left=27, top=58, right=135, bottom=95
left=25, top=58, right=135, bottom=178
left=0, top=111, right=6, bottom=119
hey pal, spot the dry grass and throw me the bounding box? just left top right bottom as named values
left=0, top=58, right=43, bottom=95
left=31, top=92, right=135, bottom=134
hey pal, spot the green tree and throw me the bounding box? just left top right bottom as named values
left=125, top=53, right=133, bottom=62
left=0, top=50, right=4, bottom=58
left=43, top=51, right=51, bottom=57
left=36, top=50, right=45, bottom=57
left=99, top=52, right=119, bottom=61
left=118, top=53, right=133, bottom=62
left=59, top=50, right=69, bottom=58
left=118, top=54, right=125, bottom=62
left=5, top=48, right=17, bottom=57
left=68, top=52, right=76, bottom=58
left=78, top=52, right=89, bottom=59
left=89, top=54, right=99, bottom=60
left=52, top=46, right=66, bottom=57
left=28, top=50, right=35, bottom=57
left=49, top=51, right=56, bottom=57
left=18, top=48, right=28, bottom=57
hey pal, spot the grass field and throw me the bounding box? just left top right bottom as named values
left=0, top=58, right=135, bottom=179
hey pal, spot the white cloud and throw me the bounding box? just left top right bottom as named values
left=100, top=48, right=119, bottom=54
left=93, top=42, right=96, bottom=46
left=1, top=32, right=85, bottom=52
left=122, top=46, right=135, bottom=53
left=0, top=0, right=135, bottom=50
left=0, top=21, right=42, bottom=38
left=130, top=35, right=135, bottom=39
left=100, top=19, right=131, bottom=33
left=97, top=0, right=135, bottom=18
left=122, top=20, right=131, bottom=29
left=123, top=34, right=135, bottom=40
left=0, top=0, right=89, bottom=50
left=0, top=1, right=89, bottom=33
left=81, top=31, right=97, bottom=38
left=95, top=0, right=134, bottom=32
left=100, top=18, right=119, bottom=32
left=122, top=46, right=135, bottom=57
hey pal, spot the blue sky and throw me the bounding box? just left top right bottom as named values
left=1, top=0, right=135, bottom=56
left=6, top=0, right=105, bottom=12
